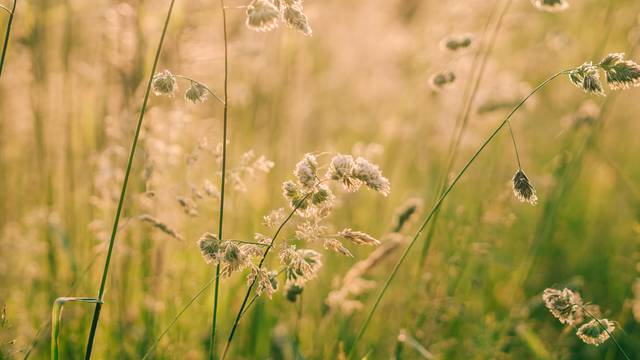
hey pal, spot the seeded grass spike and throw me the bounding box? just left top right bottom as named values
left=512, top=169, right=538, bottom=205
left=246, top=0, right=280, bottom=32
left=576, top=319, right=615, bottom=346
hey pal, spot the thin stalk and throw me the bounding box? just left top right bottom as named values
left=221, top=193, right=313, bottom=360
left=347, top=70, right=569, bottom=358
left=208, top=0, right=229, bottom=358
left=0, top=0, right=16, bottom=78
left=507, top=120, right=522, bottom=169
left=418, top=0, right=514, bottom=267
left=141, top=278, right=216, bottom=360
left=83, top=1, right=176, bottom=358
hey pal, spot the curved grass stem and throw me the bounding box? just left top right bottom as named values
left=0, top=0, right=17, bottom=78
left=347, top=69, right=570, bottom=359
left=82, top=1, right=176, bottom=358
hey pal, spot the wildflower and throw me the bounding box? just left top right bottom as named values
left=542, top=288, right=581, bottom=325
left=283, top=2, right=312, bottom=36
left=429, top=71, right=456, bottom=91
left=280, top=247, right=322, bottom=286
left=197, top=232, right=222, bottom=264
left=152, top=70, right=178, bottom=97
left=576, top=319, right=615, bottom=346
left=440, top=33, right=474, bottom=51
left=531, top=0, right=569, bottom=12
left=512, top=169, right=538, bottom=205
left=352, top=157, right=391, bottom=196
left=327, top=154, right=360, bottom=192
left=324, top=238, right=353, bottom=257
left=569, top=62, right=605, bottom=96
left=339, top=228, right=381, bottom=246
left=247, top=266, right=278, bottom=298
left=185, top=81, right=208, bottom=103
left=294, top=153, right=318, bottom=188
left=246, top=0, right=281, bottom=32
left=598, top=53, right=640, bottom=90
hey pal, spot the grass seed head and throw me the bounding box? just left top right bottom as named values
left=246, top=0, right=281, bottom=32
left=185, top=81, right=208, bottom=103
left=576, top=319, right=615, bottom=346
left=542, top=288, right=581, bottom=325
left=338, top=228, right=381, bottom=246
left=512, top=169, right=538, bottom=205
left=531, top=0, right=570, bottom=12
left=599, top=53, right=640, bottom=90
left=569, top=62, right=605, bottom=96
left=152, top=70, right=178, bottom=97
left=283, top=3, right=312, bottom=36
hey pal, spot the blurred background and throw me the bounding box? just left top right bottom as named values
left=1, top=0, right=640, bottom=358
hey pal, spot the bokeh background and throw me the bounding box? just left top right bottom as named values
left=2, top=0, right=640, bottom=358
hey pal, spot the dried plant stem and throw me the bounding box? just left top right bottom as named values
left=221, top=193, right=313, bottom=360
left=348, top=70, right=569, bottom=358
left=0, top=0, right=16, bottom=78
left=83, top=1, right=176, bottom=358
left=208, top=1, right=229, bottom=358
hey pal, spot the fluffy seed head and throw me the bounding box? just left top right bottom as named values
left=283, top=3, right=312, bottom=36
left=327, top=154, right=360, bottom=192
left=185, top=81, right=208, bottom=103
left=282, top=180, right=309, bottom=209
left=247, top=266, right=279, bottom=298
left=599, top=53, right=640, bottom=90
left=294, top=153, right=318, bottom=188
left=512, top=169, right=538, bottom=205
left=576, top=319, right=615, bottom=346
left=324, top=238, right=354, bottom=257
left=531, top=0, right=570, bottom=12
left=197, top=232, right=221, bottom=264
left=280, top=247, right=323, bottom=287
left=221, top=242, right=248, bottom=276
left=246, top=0, right=281, bottom=32
left=542, top=288, right=581, bottom=325
left=152, top=70, right=178, bottom=97
left=311, top=184, right=334, bottom=207
left=352, top=157, right=391, bottom=196
left=339, top=228, right=381, bottom=246
left=569, top=62, right=605, bottom=96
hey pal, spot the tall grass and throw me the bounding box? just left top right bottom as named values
left=83, top=1, right=176, bottom=358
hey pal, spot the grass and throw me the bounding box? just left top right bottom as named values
left=2, top=0, right=640, bottom=359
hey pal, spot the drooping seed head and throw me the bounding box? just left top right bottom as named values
left=283, top=3, right=312, bottom=36
left=197, top=232, right=222, bottom=264
left=531, top=0, right=570, bottom=12
left=294, top=153, right=318, bottom=189
left=429, top=71, right=456, bottom=91
left=598, top=53, right=640, bottom=90
left=440, top=33, right=474, bottom=51
left=282, top=180, right=309, bottom=209
left=569, top=62, right=605, bottom=96
left=512, top=169, right=538, bottom=205
left=311, top=184, right=334, bottom=207
left=352, top=157, right=391, bottom=196
left=152, top=70, right=178, bottom=97
left=327, top=154, right=360, bottom=192
left=246, top=0, right=281, bottom=32
left=338, top=228, right=381, bottom=246
left=576, top=319, right=615, bottom=346
left=323, top=238, right=354, bottom=257
left=542, top=288, right=581, bottom=325
left=185, top=81, right=209, bottom=103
